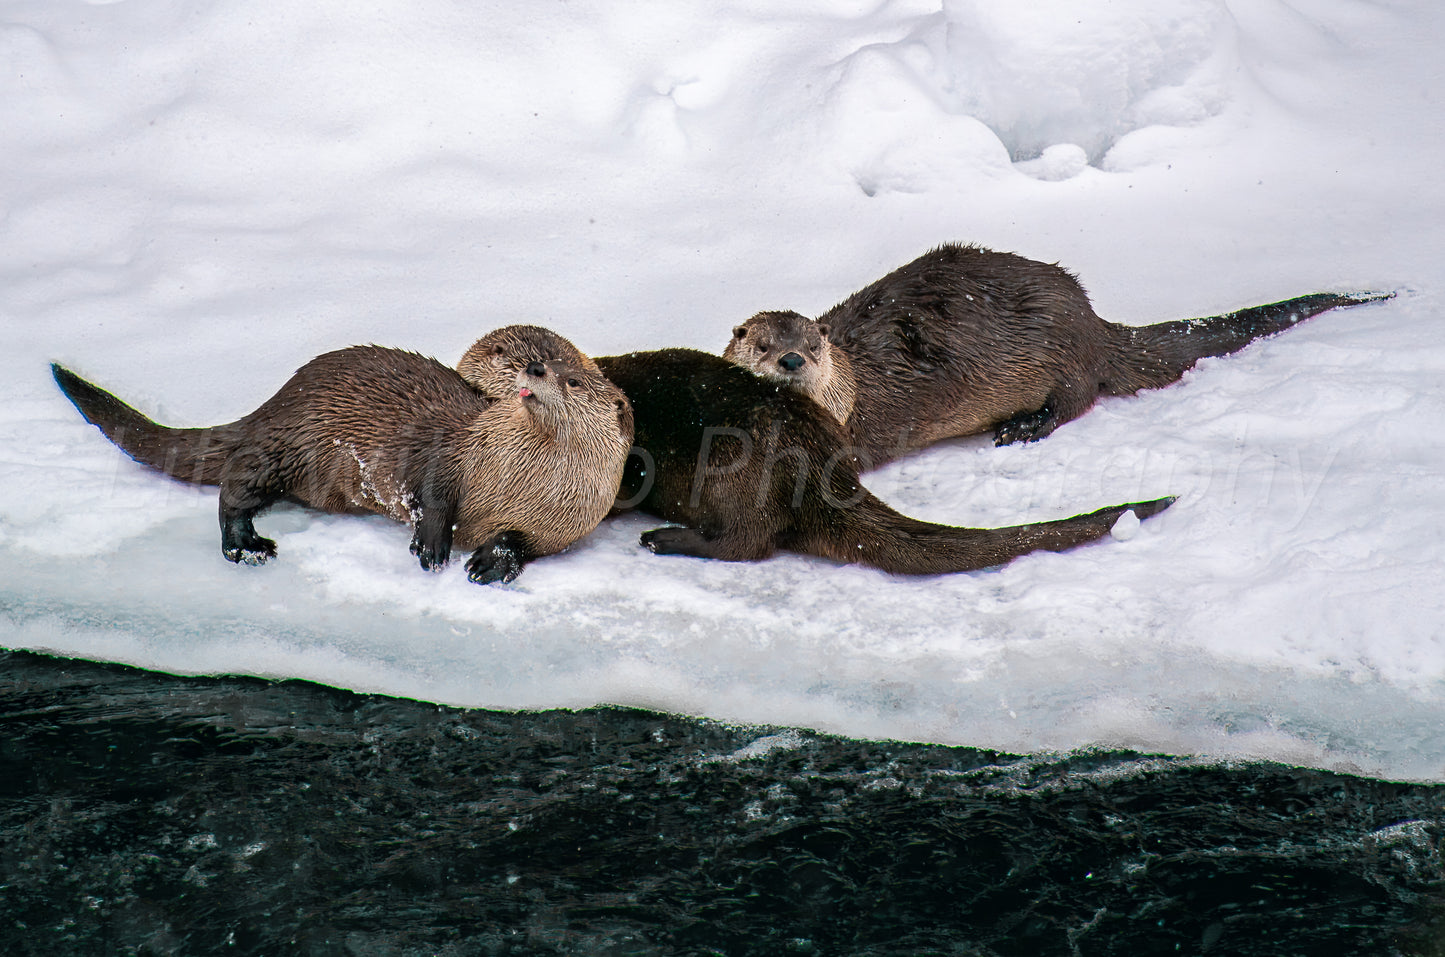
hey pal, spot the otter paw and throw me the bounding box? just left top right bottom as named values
left=640, top=526, right=707, bottom=556
left=465, top=535, right=529, bottom=585
left=409, top=535, right=450, bottom=572
left=223, top=536, right=277, bottom=566
left=993, top=407, right=1056, bottom=446
left=988, top=413, right=1046, bottom=448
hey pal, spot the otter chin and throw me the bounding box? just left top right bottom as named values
left=53, top=336, right=633, bottom=584
left=724, top=243, right=1392, bottom=467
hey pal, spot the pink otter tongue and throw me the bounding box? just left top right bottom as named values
left=519, top=387, right=533, bottom=398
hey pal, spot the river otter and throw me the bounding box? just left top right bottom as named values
left=593, top=349, right=1174, bottom=573
left=52, top=343, right=633, bottom=584
left=723, top=243, right=1391, bottom=465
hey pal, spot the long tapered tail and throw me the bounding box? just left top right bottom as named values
left=52, top=363, right=233, bottom=486
left=804, top=491, right=1174, bottom=575
left=1105, top=291, right=1393, bottom=395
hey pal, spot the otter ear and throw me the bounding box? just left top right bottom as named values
left=493, top=345, right=506, bottom=355
left=732, top=326, right=747, bottom=340
left=817, top=324, right=830, bottom=338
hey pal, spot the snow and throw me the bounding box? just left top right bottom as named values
left=2, top=0, right=1442, bottom=780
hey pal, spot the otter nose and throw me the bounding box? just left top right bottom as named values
left=778, top=352, right=805, bottom=372
left=524, top=361, right=547, bottom=378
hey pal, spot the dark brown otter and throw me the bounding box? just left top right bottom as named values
left=52, top=343, right=633, bottom=583
left=724, top=243, right=1392, bottom=466
left=458, top=323, right=602, bottom=400
left=594, top=348, right=1173, bottom=573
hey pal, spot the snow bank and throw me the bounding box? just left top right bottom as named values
left=2, top=0, right=1443, bottom=780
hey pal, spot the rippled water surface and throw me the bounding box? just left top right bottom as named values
left=2, top=650, right=1442, bottom=956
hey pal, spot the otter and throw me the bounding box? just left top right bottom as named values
left=52, top=342, right=633, bottom=584
left=591, top=349, right=1173, bottom=573
left=723, top=243, right=1392, bottom=465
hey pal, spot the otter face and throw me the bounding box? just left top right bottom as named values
left=459, top=324, right=600, bottom=399
left=515, top=360, right=634, bottom=447
left=722, top=310, right=833, bottom=402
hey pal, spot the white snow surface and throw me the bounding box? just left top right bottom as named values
left=3, top=0, right=1443, bottom=780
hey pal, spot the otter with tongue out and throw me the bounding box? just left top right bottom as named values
left=52, top=338, right=633, bottom=584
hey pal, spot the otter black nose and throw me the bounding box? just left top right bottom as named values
left=524, top=361, right=546, bottom=378
left=778, top=352, right=805, bottom=372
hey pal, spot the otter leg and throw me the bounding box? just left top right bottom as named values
left=993, top=381, right=1099, bottom=446
left=465, top=530, right=534, bottom=585
left=217, top=449, right=283, bottom=565
left=640, top=525, right=775, bottom=562
left=409, top=502, right=456, bottom=572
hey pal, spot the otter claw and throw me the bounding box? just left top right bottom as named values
left=993, top=407, right=1055, bottom=446
left=409, top=534, right=449, bottom=572
left=465, top=531, right=532, bottom=585
left=639, top=527, right=677, bottom=553
left=223, top=537, right=277, bottom=566
left=640, top=526, right=706, bottom=556
left=466, top=547, right=522, bottom=584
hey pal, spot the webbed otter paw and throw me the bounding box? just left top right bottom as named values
left=993, top=407, right=1056, bottom=446
left=222, top=536, right=277, bottom=566
left=465, top=530, right=532, bottom=585
left=640, top=526, right=706, bottom=556
left=409, top=534, right=450, bottom=572
left=221, top=513, right=277, bottom=566
left=466, top=547, right=523, bottom=584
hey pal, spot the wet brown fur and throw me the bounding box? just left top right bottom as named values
left=52, top=343, right=633, bottom=583
left=724, top=243, right=1392, bottom=466
left=595, top=348, right=1173, bottom=574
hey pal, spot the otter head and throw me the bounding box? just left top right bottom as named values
left=514, top=359, right=634, bottom=453
left=723, top=310, right=834, bottom=401
left=459, top=324, right=601, bottom=400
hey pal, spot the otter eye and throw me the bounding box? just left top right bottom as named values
left=567, top=377, right=581, bottom=388
left=732, top=326, right=747, bottom=340
left=756, top=341, right=770, bottom=353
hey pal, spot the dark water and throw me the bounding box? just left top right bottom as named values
left=1, top=650, right=1442, bottom=956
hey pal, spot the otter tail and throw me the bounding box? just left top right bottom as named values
left=1104, top=291, right=1393, bottom=395
left=804, top=491, right=1175, bottom=575
left=52, top=363, right=233, bottom=486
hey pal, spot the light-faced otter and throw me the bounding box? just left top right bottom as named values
left=723, top=243, right=1392, bottom=465
left=52, top=342, right=633, bottom=584
left=458, top=323, right=602, bottom=400
left=591, top=349, right=1173, bottom=573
